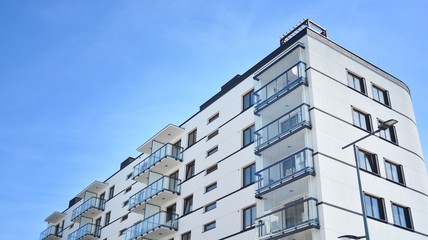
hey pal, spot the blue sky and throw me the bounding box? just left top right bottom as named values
left=0, top=1, right=427, bottom=239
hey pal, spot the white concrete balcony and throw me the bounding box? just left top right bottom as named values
left=125, top=211, right=178, bottom=240
left=133, top=143, right=183, bottom=183
left=40, top=226, right=63, bottom=240
left=71, top=197, right=105, bottom=222
left=67, top=223, right=101, bottom=240
left=129, top=175, right=181, bottom=214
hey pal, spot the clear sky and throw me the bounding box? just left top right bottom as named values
left=0, top=1, right=427, bottom=239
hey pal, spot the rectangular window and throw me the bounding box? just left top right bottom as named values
left=119, top=229, right=126, bottom=236
left=206, top=164, right=218, bottom=175
left=126, top=173, right=132, bottom=180
left=123, top=200, right=129, bottom=207
left=353, top=109, right=372, bottom=132
left=372, top=85, right=390, bottom=106
left=108, top=186, right=115, bottom=199
left=207, top=129, right=219, bottom=140
left=243, top=163, right=256, bottom=187
left=125, top=186, right=131, bottom=194
left=204, top=221, right=216, bottom=232
left=385, top=160, right=405, bottom=185
left=357, top=149, right=379, bottom=175
left=207, top=146, right=218, bottom=157
left=243, top=90, right=254, bottom=111
left=182, top=232, right=191, bottom=240
left=392, top=203, right=413, bottom=229
left=205, top=182, right=217, bottom=193
left=243, top=205, right=256, bottom=229
left=188, top=129, right=197, bottom=147
left=99, top=192, right=105, bottom=201
left=379, top=120, right=398, bottom=143
left=104, top=211, right=111, bottom=226
left=348, top=72, right=366, bottom=94
left=205, top=202, right=217, bottom=212
left=364, top=194, right=386, bottom=221
left=185, top=161, right=195, bottom=180
left=121, top=214, right=128, bottom=222
left=243, top=124, right=255, bottom=147
left=208, top=112, right=219, bottom=124
left=183, top=195, right=193, bottom=215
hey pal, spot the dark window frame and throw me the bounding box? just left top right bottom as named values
left=243, top=163, right=256, bottom=187
left=352, top=108, right=372, bottom=132
left=185, top=161, right=195, bottom=180
left=208, top=112, right=219, bottom=124
left=183, top=195, right=193, bottom=215
left=108, top=186, right=115, bottom=199
left=205, top=182, right=217, bottom=193
left=357, top=148, right=379, bottom=175
left=378, top=120, right=398, bottom=144
left=347, top=72, right=367, bottom=94
left=243, top=89, right=254, bottom=111
left=372, top=84, right=390, bottom=106
left=391, top=203, right=413, bottom=230
left=203, top=221, right=216, bottom=232
left=205, top=202, right=217, bottom=212
left=104, top=211, right=111, bottom=226
left=364, top=194, right=387, bottom=221
left=207, top=129, right=219, bottom=141
left=243, top=205, right=256, bottom=229
left=385, top=160, right=405, bottom=185
left=207, top=146, right=218, bottom=157
left=206, top=164, right=218, bottom=175
left=181, top=231, right=191, bottom=240
left=243, top=124, right=255, bottom=147
left=188, top=129, right=197, bottom=147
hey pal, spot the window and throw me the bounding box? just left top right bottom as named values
left=206, top=164, right=218, bottom=175
left=108, top=186, right=115, bottom=199
left=392, top=203, right=413, bottom=229
left=205, top=202, right=217, bottom=212
left=208, top=113, right=219, bottom=124
left=364, top=194, right=386, bottom=221
left=166, top=204, right=177, bottom=222
left=125, top=186, right=131, bottom=194
left=385, top=161, right=405, bottom=185
left=243, top=124, right=255, bottom=147
left=204, top=221, right=216, bottom=232
left=353, top=109, right=372, bottom=132
left=243, top=205, right=256, bottom=229
left=372, top=85, right=390, bottom=106
left=121, top=214, right=128, bottom=222
left=182, top=232, right=191, bottom=240
left=185, top=161, right=195, bottom=180
left=207, top=130, right=218, bottom=140
left=123, top=200, right=129, bottom=207
left=126, top=173, right=132, bottom=180
left=243, top=90, right=254, bottom=111
left=188, top=129, right=197, bottom=147
left=379, top=120, right=398, bottom=143
left=99, top=192, right=105, bottom=201
left=104, top=211, right=111, bottom=226
left=207, top=146, right=218, bottom=157
left=357, top=149, right=379, bottom=174
left=205, top=182, right=217, bottom=193
left=119, top=229, right=126, bottom=236
left=243, top=163, right=256, bottom=187
left=348, top=72, right=366, bottom=94
left=183, top=195, right=193, bottom=215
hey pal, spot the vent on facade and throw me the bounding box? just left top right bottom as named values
left=280, top=19, right=327, bottom=45
left=68, top=197, right=82, bottom=208
left=120, top=157, right=136, bottom=170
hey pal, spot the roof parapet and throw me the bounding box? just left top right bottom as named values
left=280, top=19, right=327, bottom=45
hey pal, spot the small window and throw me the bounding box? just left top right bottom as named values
left=379, top=120, right=398, bottom=144
left=108, top=186, right=115, bottom=199
left=205, top=202, right=217, bottom=212
left=392, top=203, right=413, bottom=229
left=183, top=195, right=193, bottom=215
left=243, top=205, right=256, bottom=229
left=243, top=90, right=254, bottom=111
left=204, top=221, right=216, bottom=232
left=182, top=232, right=191, bottom=240
left=119, top=228, right=126, bottom=236
left=372, top=85, right=390, bottom=106
left=125, top=186, right=132, bottom=194
left=243, top=163, right=256, bottom=187
left=188, top=129, right=197, bottom=147
left=207, top=146, right=218, bottom=157
left=348, top=72, right=366, bottom=94
left=123, top=200, right=129, bottom=207
left=352, top=109, right=372, bottom=132
left=104, top=211, right=111, bottom=226
left=385, top=160, right=405, bottom=185
left=208, top=112, right=219, bottom=124
left=121, top=214, right=128, bottom=222
left=364, top=194, right=386, bottom=221
left=243, top=124, right=255, bottom=147
left=207, top=130, right=219, bottom=140
left=126, top=173, right=132, bottom=180
left=205, top=182, right=217, bottom=193
left=357, top=149, right=379, bottom=175
left=185, top=161, right=195, bottom=180
left=99, top=192, right=105, bottom=200
left=206, top=164, right=218, bottom=175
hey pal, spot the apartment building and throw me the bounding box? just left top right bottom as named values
left=40, top=20, right=428, bottom=240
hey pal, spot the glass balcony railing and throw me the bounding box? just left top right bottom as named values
left=257, top=198, right=319, bottom=239
left=71, top=197, right=105, bottom=221
left=254, top=61, right=307, bottom=112
left=129, top=176, right=181, bottom=211
left=133, top=144, right=183, bottom=179
left=125, top=211, right=178, bottom=240
left=255, top=148, right=314, bottom=196
left=40, top=226, right=63, bottom=240
left=67, top=223, right=101, bottom=240
left=255, top=104, right=311, bottom=152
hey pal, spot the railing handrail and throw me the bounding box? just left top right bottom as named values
left=40, top=225, right=63, bottom=239
left=256, top=197, right=318, bottom=220
left=255, top=148, right=313, bottom=174
left=71, top=197, right=105, bottom=219
left=126, top=211, right=178, bottom=239
left=68, top=223, right=101, bottom=240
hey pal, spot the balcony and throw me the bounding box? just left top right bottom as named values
left=133, top=143, right=183, bottom=183
left=255, top=148, right=314, bottom=197
left=129, top=175, right=181, bottom=214
left=67, top=223, right=101, bottom=240
left=254, top=61, right=307, bottom=113
left=257, top=198, right=319, bottom=240
left=40, top=226, right=63, bottom=240
left=125, top=211, right=178, bottom=240
left=71, top=197, right=105, bottom=222
left=255, top=104, right=311, bottom=154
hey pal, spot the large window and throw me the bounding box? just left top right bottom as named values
left=357, top=149, right=379, bottom=175
left=372, top=85, right=390, bottom=106
left=243, top=125, right=255, bottom=147
left=348, top=72, right=366, bottom=94
left=188, top=129, right=197, bottom=147
left=243, top=163, right=256, bottom=187
left=181, top=232, right=191, bottom=240
left=379, top=120, right=398, bottom=144
left=392, top=203, right=413, bottom=229
left=183, top=195, right=193, bottom=215
left=385, top=160, right=405, bottom=185
left=364, top=194, right=386, bottom=221
left=243, top=90, right=254, bottom=111
left=243, top=205, right=256, bottom=229
left=185, top=161, right=195, bottom=180
left=353, top=109, right=372, bottom=132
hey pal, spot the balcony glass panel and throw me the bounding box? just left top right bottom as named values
left=256, top=149, right=314, bottom=196
left=40, top=226, right=63, bottom=240
left=71, top=197, right=105, bottom=220
left=255, top=104, right=310, bottom=151
left=133, top=144, right=183, bottom=179
left=257, top=198, right=318, bottom=239
left=254, top=62, right=307, bottom=112
left=129, top=176, right=181, bottom=210
left=125, top=211, right=178, bottom=240
left=67, top=224, right=101, bottom=240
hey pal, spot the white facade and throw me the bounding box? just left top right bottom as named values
left=40, top=20, right=428, bottom=240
